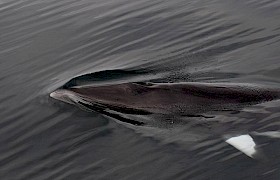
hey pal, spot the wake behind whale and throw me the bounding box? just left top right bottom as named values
left=50, top=79, right=280, bottom=158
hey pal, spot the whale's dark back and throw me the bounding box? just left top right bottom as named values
left=67, top=82, right=280, bottom=116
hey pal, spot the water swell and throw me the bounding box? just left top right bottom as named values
left=1, top=0, right=280, bottom=179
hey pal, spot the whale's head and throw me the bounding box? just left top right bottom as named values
left=50, top=89, right=79, bottom=105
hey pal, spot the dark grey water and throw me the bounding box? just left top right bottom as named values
left=1, top=0, right=280, bottom=179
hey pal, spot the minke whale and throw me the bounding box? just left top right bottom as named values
left=50, top=82, right=280, bottom=115
left=50, top=81, right=280, bottom=158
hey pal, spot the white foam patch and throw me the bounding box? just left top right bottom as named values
left=225, top=134, right=256, bottom=158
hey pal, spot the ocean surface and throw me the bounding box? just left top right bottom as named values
left=1, top=0, right=280, bottom=179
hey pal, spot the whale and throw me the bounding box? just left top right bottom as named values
left=50, top=81, right=280, bottom=158
left=50, top=82, right=280, bottom=116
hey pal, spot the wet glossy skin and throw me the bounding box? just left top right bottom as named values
left=50, top=82, right=280, bottom=115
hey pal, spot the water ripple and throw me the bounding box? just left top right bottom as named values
left=1, top=0, right=280, bottom=179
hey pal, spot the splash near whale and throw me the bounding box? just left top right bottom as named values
left=50, top=80, right=280, bottom=158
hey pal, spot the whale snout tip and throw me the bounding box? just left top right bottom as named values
left=50, top=92, right=56, bottom=98
left=49, top=90, right=64, bottom=100
left=49, top=89, right=77, bottom=105
left=50, top=91, right=61, bottom=99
